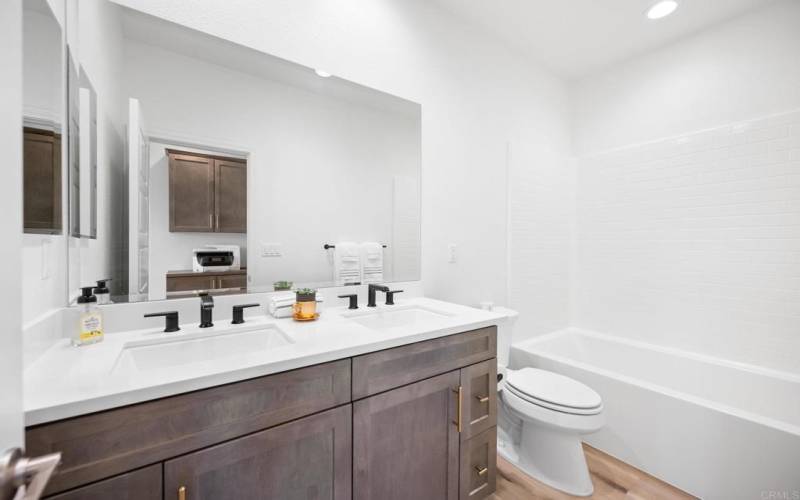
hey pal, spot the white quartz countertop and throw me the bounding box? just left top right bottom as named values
left=24, top=297, right=507, bottom=426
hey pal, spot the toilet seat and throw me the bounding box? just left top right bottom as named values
left=506, top=368, right=602, bottom=416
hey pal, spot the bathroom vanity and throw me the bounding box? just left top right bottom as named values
left=23, top=298, right=502, bottom=500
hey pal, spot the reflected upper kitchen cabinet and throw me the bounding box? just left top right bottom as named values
left=63, top=1, right=421, bottom=304
left=23, top=0, right=64, bottom=234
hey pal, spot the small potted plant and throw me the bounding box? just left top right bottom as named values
left=293, top=288, right=318, bottom=321
left=273, top=280, right=293, bottom=291
left=295, top=288, right=316, bottom=302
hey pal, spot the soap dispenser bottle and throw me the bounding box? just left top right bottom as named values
left=74, top=286, right=104, bottom=346
left=93, top=278, right=113, bottom=305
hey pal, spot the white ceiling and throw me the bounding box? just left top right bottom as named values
left=431, top=0, right=779, bottom=79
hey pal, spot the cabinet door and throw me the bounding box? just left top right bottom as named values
left=354, top=370, right=460, bottom=500
left=24, top=129, right=61, bottom=233
left=460, top=359, right=497, bottom=441
left=169, top=152, right=215, bottom=232
left=164, top=405, right=351, bottom=500
left=214, top=158, right=246, bottom=233
left=166, top=274, right=217, bottom=292
left=217, top=273, right=246, bottom=290
left=46, top=464, right=161, bottom=500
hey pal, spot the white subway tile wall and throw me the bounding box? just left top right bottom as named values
left=575, top=110, right=800, bottom=374
left=509, top=143, right=574, bottom=342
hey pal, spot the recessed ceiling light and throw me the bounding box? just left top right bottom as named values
left=314, top=68, right=332, bottom=78
left=646, top=0, right=678, bottom=20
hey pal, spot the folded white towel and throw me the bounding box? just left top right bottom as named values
left=268, top=293, right=324, bottom=317
left=360, top=242, right=384, bottom=284
left=334, top=242, right=362, bottom=285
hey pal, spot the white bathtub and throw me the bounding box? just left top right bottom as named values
left=510, top=328, right=800, bottom=500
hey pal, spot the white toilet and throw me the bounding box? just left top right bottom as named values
left=493, top=308, right=605, bottom=496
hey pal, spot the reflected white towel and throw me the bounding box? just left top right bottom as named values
left=360, top=242, right=384, bottom=284
left=334, top=242, right=362, bottom=285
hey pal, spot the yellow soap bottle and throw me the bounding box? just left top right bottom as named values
left=74, top=286, right=104, bottom=346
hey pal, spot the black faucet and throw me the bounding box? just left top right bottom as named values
left=199, top=293, right=214, bottom=328
left=385, top=289, right=404, bottom=305
left=144, top=311, right=180, bottom=332
left=232, top=303, right=260, bottom=324
left=338, top=294, right=359, bottom=310
left=367, top=284, right=390, bottom=307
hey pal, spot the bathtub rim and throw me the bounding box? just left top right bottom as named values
left=513, top=327, right=800, bottom=437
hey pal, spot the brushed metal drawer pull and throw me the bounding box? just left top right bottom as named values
left=178, top=485, right=187, bottom=500
left=475, top=466, right=488, bottom=476
left=453, top=386, right=463, bottom=433
left=476, top=395, right=489, bottom=403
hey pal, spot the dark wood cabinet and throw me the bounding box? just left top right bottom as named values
left=168, top=150, right=246, bottom=234
left=168, top=152, right=215, bottom=232
left=46, top=465, right=161, bottom=500
left=166, top=273, right=216, bottom=293
left=23, top=128, right=62, bottom=234
left=352, top=326, right=496, bottom=399
left=29, top=360, right=351, bottom=495
left=354, top=370, right=461, bottom=500
left=214, top=158, right=247, bottom=233
left=165, top=405, right=352, bottom=500
left=31, top=327, right=498, bottom=500
left=166, top=269, right=247, bottom=295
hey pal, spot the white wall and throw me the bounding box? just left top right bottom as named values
left=571, top=1, right=800, bottom=373
left=114, top=0, right=572, bottom=312
left=0, top=0, right=23, bottom=450
left=571, top=0, right=800, bottom=156
left=147, top=142, right=247, bottom=299
left=125, top=39, right=421, bottom=292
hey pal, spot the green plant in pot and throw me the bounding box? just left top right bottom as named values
left=273, top=280, right=293, bottom=291
left=294, top=288, right=316, bottom=302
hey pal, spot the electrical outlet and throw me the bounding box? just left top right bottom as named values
left=261, top=243, right=282, bottom=257
left=447, top=244, right=457, bottom=263
left=41, top=239, right=51, bottom=279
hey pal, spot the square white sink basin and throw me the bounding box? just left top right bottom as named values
left=343, top=305, right=452, bottom=331
left=114, top=325, right=293, bottom=373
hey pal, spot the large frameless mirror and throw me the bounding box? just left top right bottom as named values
left=64, top=0, right=421, bottom=304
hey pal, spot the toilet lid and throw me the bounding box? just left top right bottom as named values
left=506, top=368, right=602, bottom=410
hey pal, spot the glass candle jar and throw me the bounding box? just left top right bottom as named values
left=292, top=291, right=317, bottom=321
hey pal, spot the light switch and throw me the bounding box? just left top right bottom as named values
left=261, top=243, right=282, bottom=257
left=448, top=244, right=457, bottom=263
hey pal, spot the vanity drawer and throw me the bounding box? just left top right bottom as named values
left=352, top=326, right=496, bottom=399
left=460, top=427, right=497, bottom=500
left=164, top=405, right=351, bottom=500
left=460, top=359, right=497, bottom=441
left=45, top=464, right=161, bottom=500
left=27, top=359, right=351, bottom=495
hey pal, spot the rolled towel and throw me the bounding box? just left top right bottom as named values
left=268, top=293, right=325, bottom=318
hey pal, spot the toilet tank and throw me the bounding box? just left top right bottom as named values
left=489, top=306, right=518, bottom=368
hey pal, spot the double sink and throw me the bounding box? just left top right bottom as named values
left=114, top=303, right=452, bottom=373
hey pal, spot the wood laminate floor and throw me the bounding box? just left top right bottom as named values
left=490, top=444, right=696, bottom=500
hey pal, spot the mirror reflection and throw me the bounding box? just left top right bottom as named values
left=66, top=1, right=421, bottom=303
left=23, top=0, right=63, bottom=235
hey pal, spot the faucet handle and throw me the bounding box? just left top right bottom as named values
left=199, top=292, right=214, bottom=307
left=232, top=303, right=260, bottom=324
left=144, top=311, right=180, bottom=332
left=385, top=290, right=404, bottom=305
left=338, top=294, right=359, bottom=310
